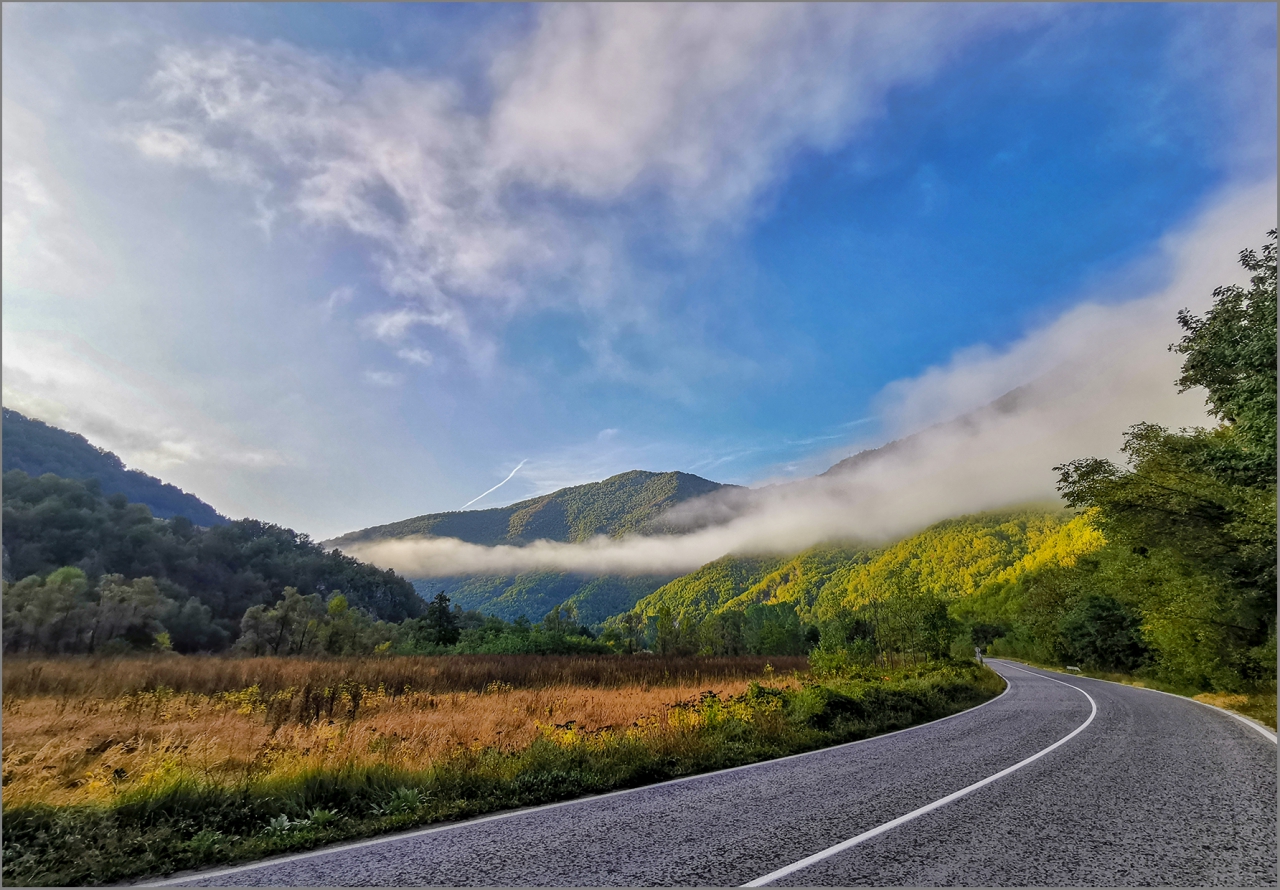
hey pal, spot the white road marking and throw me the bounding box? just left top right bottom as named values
left=141, top=669, right=1012, bottom=886
left=1015, top=660, right=1278, bottom=745
left=743, top=661, right=1097, bottom=887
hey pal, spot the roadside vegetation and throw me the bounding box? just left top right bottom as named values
left=1, top=654, right=999, bottom=886
left=994, top=657, right=1277, bottom=730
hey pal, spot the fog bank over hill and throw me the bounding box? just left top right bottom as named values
left=345, top=181, right=1276, bottom=579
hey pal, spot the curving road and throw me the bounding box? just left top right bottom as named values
left=149, top=661, right=1277, bottom=887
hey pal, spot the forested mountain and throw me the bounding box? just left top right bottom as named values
left=624, top=508, right=1088, bottom=630
left=330, top=470, right=732, bottom=622
left=2, top=408, right=227, bottom=526
left=329, top=470, right=734, bottom=547
left=630, top=555, right=790, bottom=625
left=421, top=572, right=675, bottom=625
left=2, top=470, right=423, bottom=648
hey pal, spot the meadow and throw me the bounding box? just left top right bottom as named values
left=2, top=654, right=808, bottom=808
left=1, top=653, right=1000, bottom=886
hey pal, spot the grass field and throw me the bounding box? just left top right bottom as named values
left=2, top=654, right=1001, bottom=886
left=2, top=654, right=808, bottom=808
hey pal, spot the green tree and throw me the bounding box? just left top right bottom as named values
left=1057, top=593, right=1147, bottom=672
left=424, top=592, right=462, bottom=646
left=2, top=567, right=93, bottom=653
left=1056, top=231, right=1277, bottom=689
left=88, top=575, right=173, bottom=653
left=160, top=596, right=230, bottom=653
left=654, top=605, right=679, bottom=656
left=1172, top=231, right=1277, bottom=486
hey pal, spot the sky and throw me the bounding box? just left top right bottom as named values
left=3, top=3, right=1276, bottom=543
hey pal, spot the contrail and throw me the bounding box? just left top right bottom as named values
left=461, top=460, right=527, bottom=509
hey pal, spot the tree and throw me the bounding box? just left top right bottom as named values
left=743, top=602, right=810, bottom=656
left=654, top=605, right=679, bottom=656
left=698, top=611, right=746, bottom=656
left=88, top=575, right=172, bottom=653
left=161, top=597, right=230, bottom=653
left=620, top=611, right=644, bottom=654
left=1058, top=594, right=1147, bottom=672
left=1056, top=231, right=1277, bottom=689
left=2, top=568, right=93, bottom=653
left=1172, top=231, right=1277, bottom=486
left=540, top=603, right=576, bottom=638
left=415, top=592, right=462, bottom=647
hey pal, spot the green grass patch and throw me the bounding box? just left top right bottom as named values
left=2, top=661, right=1002, bottom=886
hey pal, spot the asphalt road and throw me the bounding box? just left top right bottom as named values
left=150, top=660, right=1277, bottom=887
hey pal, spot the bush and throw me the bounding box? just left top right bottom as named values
left=1057, top=594, right=1147, bottom=671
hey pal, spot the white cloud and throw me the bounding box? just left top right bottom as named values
left=124, top=6, right=1050, bottom=379
left=2, top=330, right=288, bottom=473
left=346, top=179, right=1277, bottom=577
left=363, top=369, right=404, bottom=387
left=396, top=347, right=434, bottom=367
left=362, top=307, right=456, bottom=343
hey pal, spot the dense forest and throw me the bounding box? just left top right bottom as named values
left=2, top=470, right=423, bottom=653
left=426, top=572, right=675, bottom=625
left=2, top=408, right=227, bottom=526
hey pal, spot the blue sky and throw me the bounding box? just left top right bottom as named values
left=3, top=3, right=1276, bottom=540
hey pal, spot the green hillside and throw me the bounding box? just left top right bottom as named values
left=815, top=508, right=1104, bottom=620
left=420, top=572, right=674, bottom=624
left=622, top=507, right=1100, bottom=629
left=630, top=555, right=788, bottom=625
left=330, top=470, right=734, bottom=547
left=2, top=408, right=227, bottom=527
left=724, top=543, right=874, bottom=617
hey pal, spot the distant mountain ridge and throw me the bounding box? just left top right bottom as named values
left=329, top=469, right=737, bottom=625
left=1, top=408, right=227, bottom=527
left=329, top=470, right=737, bottom=548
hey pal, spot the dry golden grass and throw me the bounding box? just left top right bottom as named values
left=1193, top=691, right=1278, bottom=729
left=3, top=653, right=806, bottom=698
left=3, top=656, right=805, bottom=808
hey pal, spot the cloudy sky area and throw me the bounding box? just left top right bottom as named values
left=3, top=3, right=1276, bottom=541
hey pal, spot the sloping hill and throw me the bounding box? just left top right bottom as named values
left=418, top=572, right=675, bottom=624
left=330, top=470, right=735, bottom=547
left=630, top=555, right=788, bottom=625
left=2, top=408, right=227, bottom=526
left=622, top=507, right=1101, bottom=631
left=2, top=469, right=422, bottom=629
left=814, top=507, right=1102, bottom=620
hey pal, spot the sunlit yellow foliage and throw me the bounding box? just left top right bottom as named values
left=814, top=508, right=1105, bottom=618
